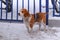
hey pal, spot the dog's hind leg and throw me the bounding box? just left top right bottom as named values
left=43, top=23, right=47, bottom=31
left=42, top=18, right=47, bottom=32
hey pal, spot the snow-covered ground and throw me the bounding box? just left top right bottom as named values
left=0, top=22, right=60, bottom=40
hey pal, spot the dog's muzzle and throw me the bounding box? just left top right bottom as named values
left=18, top=13, right=20, bottom=16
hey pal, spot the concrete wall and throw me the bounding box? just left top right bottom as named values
left=49, top=20, right=60, bottom=27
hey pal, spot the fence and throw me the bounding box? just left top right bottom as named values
left=0, top=0, right=60, bottom=25
left=51, top=0, right=60, bottom=17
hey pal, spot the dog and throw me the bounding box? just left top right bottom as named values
left=19, top=8, right=47, bottom=33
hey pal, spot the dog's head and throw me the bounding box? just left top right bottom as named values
left=19, top=9, right=30, bottom=17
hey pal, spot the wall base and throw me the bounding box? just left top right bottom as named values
left=48, top=20, right=60, bottom=27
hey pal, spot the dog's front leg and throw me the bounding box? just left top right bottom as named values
left=26, top=23, right=33, bottom=33
left=24, top=20, right=30, bottom=33
left=25, top=23, right=30, bottom=33
left=39, top=23, right=41, bottom=30
left=29, top=23, right=33, bottom=33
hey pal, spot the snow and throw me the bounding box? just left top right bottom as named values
left=0, top=22, right=60, bottom=40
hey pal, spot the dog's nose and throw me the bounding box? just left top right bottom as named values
left=18, top=13, right=20, bottom=16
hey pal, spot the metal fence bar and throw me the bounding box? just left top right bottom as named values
left=34, top=0, right=35, bottom=18
left=6, top=0, right=8, bottom=19
left=52, top=0, right=60, bottom=17
left=22, top=0, right=24, bottom=8
left=59, top=1, right=60, bottom=15
left=17, top=0, right=18, bottom=20
left=39, top=0, right=41, bottom=12
left=21, top=0, right=24, bottom=22
left=53, top=0, right=56, bottom=17
left=11, top=0, right=13, bottom=20
left=0, top=19, right=23, bottom=23
left=28, top=0, right=29, bottom=11
left=46, top=0, right=49, bottom=25
left=1, top=0, right=2, bottom=19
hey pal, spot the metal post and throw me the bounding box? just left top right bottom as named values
left=59, top=1, right=60, bottom=16
left=34, top=0, right=35, bottom=18
left=6, top=0, right=8, bottom=19
left=22, top=0, right=24, bottom=8
left=22, top=0, right=24, bottom=22
left=1, top=0, right=2, bottom=19
left=52, top=0, right=55, bottom=17
left=28, top=0, right=29, bottom=12
left=11, top=0, right=13, bottom=20
left=17, top=0, right=18, bottom=20
left=39, top=0, right=41, bottom=12
left=46, top=0, right=49, bottom=25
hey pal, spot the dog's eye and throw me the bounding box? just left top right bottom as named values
left=22, top=11, right=23, bottom=13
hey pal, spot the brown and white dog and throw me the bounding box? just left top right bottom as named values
left=19, top=8, right=47, bottom=33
